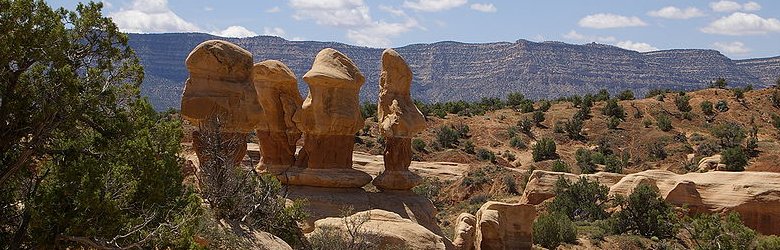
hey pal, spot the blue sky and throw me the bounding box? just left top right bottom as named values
left=48, top=0, right=780, bottom=59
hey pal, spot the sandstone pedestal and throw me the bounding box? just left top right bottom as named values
left=181, top=40, right=261, bottom=165
left=252, top=60, right=302, bottom=174
left=373, top=48, right=426, bottom=190
left=287, top=48, right=371, bottom=188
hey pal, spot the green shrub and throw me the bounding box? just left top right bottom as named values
left=506, top=92, right=526, bottom=106
left=453, top=123, right=471, bottom=138
left=648, top=139, right=668, bottom=160
left=772, top=90, right=780, bottom=108
left=360, top=101, right=377, bottom=119
left=406, top=139, right=423, bottom=153
left=643, top=118, right=653, bottom=128
left=519, top=100, right=535, bottom=113
left=710, top=122, right=746, bottom=148
left=595, top=89, right=610, bottom=102
left=564, top=117, right=585, bottom=140
left=696, top=141, right=721, bottom=157
left=656, top=114, right=673, bottom=132
left=533, top=110, right=545, bottom=125
left=721, top=147, right=747, bottom=171
left=715, top=100, right=729, bottom=112
left=604, top=155, right=623, bottom=173
left=613, top=184, right=678, bottom=238
left=552, top=160, right=571, bottom=173
left=700, top=100, right=714, bottom=116
left=532, top=138, right=557, bottom=161
left=549, top=177, right=609, bottom=221
left=436, top=125, right=459, bottom=148
left=710, top=78, right=727, bottom=89
left=607, top=117, right=621, bottom=130
left=518, top=118, right=533, bottom=135
left=591, top=151, right=606, bottom=165
left=685, top=212, right=756, bottom=250
left=502, top=151, right=516, bottom=162
left=539, top=100, right=552, bottom=112
left=533, top=212, right=578, bottom=249
left=675, top=95, right=692, bottom=112
left=576, top=148, right=596, bottom=174
left=509, top=136, right=526, bottom=149
left=603, top=99, right=626, bottom=119
left=618, top=90, right=635, bottom=100
left=476, top=148, right=496, bottom=162
left=464, top=140, right=476, bottom=154
left=772, top=113, right=780, bottom=131
left=756, top=235, right=780, bottom=250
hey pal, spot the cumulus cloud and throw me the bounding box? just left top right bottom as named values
left=713, top=41, right=751, bottom=54
left=288, top=0, right=421, bottom=47
left=563, top=30, right=657, bottom=52
left=616, top=41, right=658, bottom=52
left=470, top=3, right=497, bottom=13
left=578, top=13, right=648, bottom=29
left=403, top=0, right=467, bottom=12
left=701, top=12, right=780, bottom=35
left=263, top=27, right=286, bottom=37
left=648, top=6, right=705, bottom=19
left=213, top=26, right=257, bottom=38
left=266, top=6, right=281, bottom=13
left=109, top=0, right=200, bottom=33
left=710, top=1, right=761, bottom=12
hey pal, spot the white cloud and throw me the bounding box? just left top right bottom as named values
left=263, top=27, right=287, bottom=37
left=647, top=6, right=705, bottom=19
left=470, top=3, right=497, bottom=13
left=563, top=30, right=656, bottom=52
left=713, top=41, right=751, bottom=54
left=563, top=30, right=616, bottom=43
left=403, top=0, right=467, bottom=12
left=379, top=5, right=406, bottom=16
left=288, top=0, right=421, bottom=47
left=101, top=0, right=113, bottom=9
left=266, top=6, right=281, bottom=13
left=203, top=6, right=213, bottom=11
left=710, top=1, right=761, bottom=12
left=701, top=12, right=780, bottom=35
left=578, top=13, right=648, bottom=29
left=109, top=0, right=200, bottom=33
left=616, top=40, right=658, bottom=52
left=213, top=26, right=257, bottom=38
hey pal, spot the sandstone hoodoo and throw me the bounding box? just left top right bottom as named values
left=181, top=40, right=261, bottom=166
left=473, top=201, right=537, bottom=250
left=373, top=48, right=427, bottom=190
left=285, top=48, right=372, bottom=188
left=252, top=60, right=303, bottom=174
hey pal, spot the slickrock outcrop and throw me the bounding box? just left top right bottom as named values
left=520, top=170, right=625, bottom=205
left=285, top=48, right=372, bottom=188
left=373, top=49, right=427, bottom=190
left=181, top=40, right=260, bottom=165
left=473, top=201, right=537, bottom=250
left=309, top=209, right=447, bottom=250
left=609, top=170, right=780, bottom=235
left=452, top=213, right=477, bottom=250
left=251, top=60, right=303, bottom=174
left=697, top=154, right=725, bottom=171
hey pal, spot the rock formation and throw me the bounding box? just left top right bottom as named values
left=181, top=40, right=261, bottom=166
left=452, top=213, right=477, bottom=250
left=308, top=209, right=447, bottom=250
left=251, top=60, right=303, bottom=174
left=521, top=170, right=625, bottom=205
left=473, top=201, right=537, bottom=250
left=285, top=48, right=372, bottom=188
left=373, top=48, right=427, bottom=190
left=697, top=154, right=725, bottom=171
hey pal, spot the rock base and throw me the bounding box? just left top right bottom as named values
left=276, top=167, right=372, bottom=188
left=372, top=170, right=423, bottom=190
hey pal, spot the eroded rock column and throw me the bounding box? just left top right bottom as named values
left=252, top=60, right=303, bottom=174
left=372, top=48, right=426, bottom=190
left=284, top=48, right=372, bottom=188
left=181, top=40, right=262, bottom=166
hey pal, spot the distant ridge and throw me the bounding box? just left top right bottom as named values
left=127, top=33, right=779, bottom=110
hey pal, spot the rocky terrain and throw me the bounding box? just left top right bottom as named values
left=128, top=33, right=779, bottom=111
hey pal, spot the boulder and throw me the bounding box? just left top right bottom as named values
left=308, top=209, right=447, bottom=250
left=452, top=213, right=477, bottom=250
left=697, top=154, right=725, bottom=171
left=286, top=48, right=371, bottom=188
left=609, top=170, right=780, bottom=235
left=252, top=60, right=302, bottom=174
left=473, top=201, right=537, bottom=250
left=520, top=170, right=625, bottom=205
left=181, top=40, right=258, bottom=166
left=373, top=48, right=426, bottom=190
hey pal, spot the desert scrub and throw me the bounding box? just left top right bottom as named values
left=533, top=212, right=577, bottom=249
left=532, top=138, right=557, bottom=161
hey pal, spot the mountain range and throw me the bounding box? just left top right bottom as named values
left=127, top=33, right=780, bottom=111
